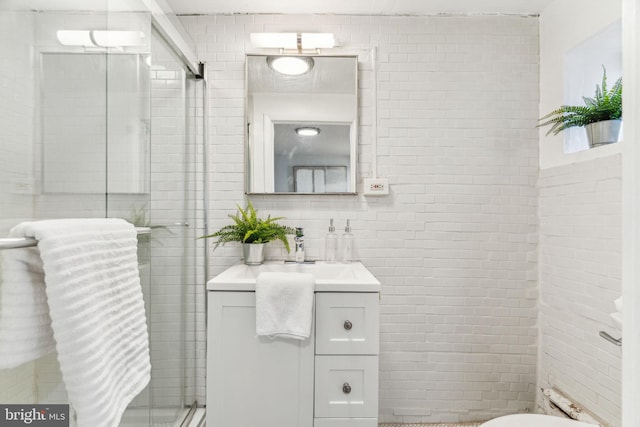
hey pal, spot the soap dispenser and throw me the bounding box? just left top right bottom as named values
left=341, top=219, right=354, bottom=263
left=294, top=227, right=305, bottom=263
left=325, top=219, right=338, bottom=263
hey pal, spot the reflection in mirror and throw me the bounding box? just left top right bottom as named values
left=274, top=122, right=351, bottom=192
left=246, top=54, right=358, bottom=194
left=42, top=53, right=150, bottom=194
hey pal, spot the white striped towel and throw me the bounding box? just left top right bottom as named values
left=0, top=218, right=150, bottom=427
left=0, top=239, right=55, bottom=367
left=255, top=272, right=315, bottom=340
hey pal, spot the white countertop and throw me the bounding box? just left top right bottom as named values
left=207, top=261, right=381, bottom=292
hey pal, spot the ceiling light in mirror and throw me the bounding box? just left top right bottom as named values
left=296, top=127, right=320, bottom=136
left=267, top=56, right=314, bottom=76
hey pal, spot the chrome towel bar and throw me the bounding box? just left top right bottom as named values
left=599, top=330, right=622, bottom=346
left=0, top=226, right=151, bottom=250
left=0, top=237, right=37, bottom=250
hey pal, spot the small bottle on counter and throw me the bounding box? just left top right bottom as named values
left=295, top=227, right=305, bottom=263
left=325, top=219, right=338, bottom=263
left=341, top=219, right=354, bottom=263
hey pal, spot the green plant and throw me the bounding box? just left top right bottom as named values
left=200, top=200, right=295, bottom=252
left=538, top=66, right=622, bottom=136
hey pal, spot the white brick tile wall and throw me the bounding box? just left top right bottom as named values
left=537, top=154, right=622, bottom=426
left=182, top=13, right=539, bottom=423
left=0, top=10, right=37, bottom=405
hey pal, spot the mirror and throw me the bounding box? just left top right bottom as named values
left=246, top=54, right=358, bottom=194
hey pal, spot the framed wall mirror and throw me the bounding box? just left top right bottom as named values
left=245, top=54, right=358, bottom=194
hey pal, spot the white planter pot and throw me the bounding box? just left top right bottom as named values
left=585, top=119, right=622, bottom=148
left=242, top=243, right=266, bottom=265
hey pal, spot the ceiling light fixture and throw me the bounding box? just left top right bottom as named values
left=296, top=127, right=321, bottom=137
left=267, top=56, right=314, bottom=76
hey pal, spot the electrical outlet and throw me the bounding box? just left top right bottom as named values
left=363, top=178, right=389, bottom=196
left=11, top=177, right=34, bottom=194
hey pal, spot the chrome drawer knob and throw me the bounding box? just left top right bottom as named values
left=342, top=382, right=352, bottom=394
left=343, top=320, right=353, bottom=330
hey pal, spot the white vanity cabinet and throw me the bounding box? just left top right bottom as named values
left=206, top=261, right=381, bottom=427
left=207, top=291, right=315, bottom=427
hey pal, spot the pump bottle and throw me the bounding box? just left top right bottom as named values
left=325, top=219, right=338, bottom=263
left=341, top=219, right=354, bottom=263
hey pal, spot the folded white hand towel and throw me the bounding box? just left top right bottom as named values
left=610, top=296, right=623, bottom=330
left=255, top=272, right=315, bottom=340
left=0, top=218, right=150, bottom=427
left=614, top=296, right=623, bottom=313
left=610, top=312, right=623, bottom=329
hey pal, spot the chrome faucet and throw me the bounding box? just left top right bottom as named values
left=294, top=227, right=305, bottom=263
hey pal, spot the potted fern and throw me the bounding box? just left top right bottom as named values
left=200, top=200, right=294, bottom=265
left=538, top=66, right=622, bottom=148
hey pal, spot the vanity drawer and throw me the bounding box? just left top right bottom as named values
left=315, top=292, right=379, bottom=355
left=314, top=355, right=378, bottom=418
left=314, top=418, right=377, bottom=427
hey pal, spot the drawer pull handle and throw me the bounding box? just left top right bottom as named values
left=342, top=382, right=352, bottom=394
left=343, top=320, right=353, bottom=330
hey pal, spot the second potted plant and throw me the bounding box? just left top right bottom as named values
left=538, top=66, right=622, bottom=148
left=201, top=200, right=294, bottom=265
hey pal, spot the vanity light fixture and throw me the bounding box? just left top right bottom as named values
left=295, top=127, right=321, bottom=137
left=250, top=32, right=335, bottom=53
left=56, top=30, right=94, bottom=47
left=267, top=56, right=314, bottom=76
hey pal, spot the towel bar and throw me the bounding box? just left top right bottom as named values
left=0, top=237, right=37, bottom=249
left=599, top=330, right=622, bottom=346
left=0, top=226, right=151, bottom=250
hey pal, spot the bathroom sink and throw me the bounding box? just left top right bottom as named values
left=207, top=261, right=381, bottom=292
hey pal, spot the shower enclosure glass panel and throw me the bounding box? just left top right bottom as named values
left=0, top=2, right=203, bottom=427
left=114, top=27, right=202, bottom=427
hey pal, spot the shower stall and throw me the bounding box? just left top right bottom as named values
left=0, top=1, right=206, bottom=426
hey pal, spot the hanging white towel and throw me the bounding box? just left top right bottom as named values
left=0, top=240, right=54, bottom=367
left=611, top=296, right=623, bottom=329
left=0, top=218, right=150, bottom=427
left=255, top=272, right=315, bottom=340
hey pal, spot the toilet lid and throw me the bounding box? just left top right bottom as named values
left=480, top=414, right=596, bottom=427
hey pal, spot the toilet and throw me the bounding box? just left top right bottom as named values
left=480, top=414, right=597, bottom=427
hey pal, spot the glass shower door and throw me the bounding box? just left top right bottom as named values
left=0, top=3, right=202, bottom=426
left=113, top=26, right=202, bottom=427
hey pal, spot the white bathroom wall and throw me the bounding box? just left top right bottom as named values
left=0, top=10, right=38, bottom=405
left=537, top=2, right=623, bottom=425
left=182, top=14, right=539, bottom=423
left=537, top=155, right=622, bottom=425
